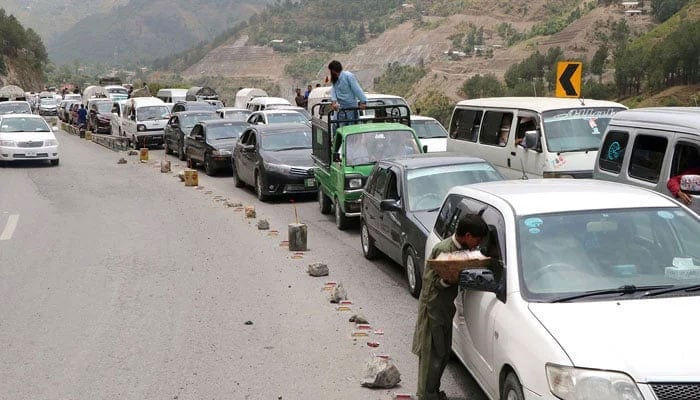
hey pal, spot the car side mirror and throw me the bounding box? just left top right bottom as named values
left=422, top=144, right=428, bottom=153
left=459, top=268, right=499, bottom=293
left=379, top=199, right=402, bottom=212
left=332, top=152, right=341, bottom=163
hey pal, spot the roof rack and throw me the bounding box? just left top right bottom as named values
left=311, top=102, right=411, bottom=130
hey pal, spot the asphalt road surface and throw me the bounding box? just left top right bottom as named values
left=0, top=128, right=488, bottom=400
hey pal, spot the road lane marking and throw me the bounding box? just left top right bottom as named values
left=0, top=214, right=19, bottom=241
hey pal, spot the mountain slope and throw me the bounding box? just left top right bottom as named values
left=2, top=0, right=128, bottom=39
left=48, top=0, right=271, bottom=65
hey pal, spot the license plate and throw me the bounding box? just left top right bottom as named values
left=25, top=151, right=37, bottom=157
left=305, top=178, right=316, bottom=187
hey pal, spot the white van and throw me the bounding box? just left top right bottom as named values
left=447, top=97, right=626, bottom=179
left=121, top=97, right=170, bottom=148
left=307, top=86, right=332, bottom=118
left=245, top=96, right=291, bottom=112
left=234, top=88, right=268, bottom=109
left=156, top=88, right=187, bottom=104
left=594, top=107, right=700, bottom=215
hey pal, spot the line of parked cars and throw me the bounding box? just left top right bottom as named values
left=158, top=94, right=700, bottom=400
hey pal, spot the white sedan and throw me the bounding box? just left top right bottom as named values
left=0, top=114, right=59, bottom=166
left=425, top=179, right=700, bottom=400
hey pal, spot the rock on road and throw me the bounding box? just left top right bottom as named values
left=0, top=129, right=487, bottom=400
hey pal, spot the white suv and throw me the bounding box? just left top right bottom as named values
left=425, top=179, right=700, bottom=400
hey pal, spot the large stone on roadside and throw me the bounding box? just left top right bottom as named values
left=127, top=150, right=139, bottom=156
left=329, top=283, right=347, bottom=303
left=307, top=262, right=329, bottom=277
left=257, top=219, right=270, bottom=230
left=360, top=357, right=401, bottom=389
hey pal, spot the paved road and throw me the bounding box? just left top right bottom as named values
left=0, top=129, right=487, bottom=400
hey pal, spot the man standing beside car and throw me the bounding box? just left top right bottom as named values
left=328, top=60, right=367, bottom=126
left=413, top=214, right=489, bottom=400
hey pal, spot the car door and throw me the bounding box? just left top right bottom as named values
left=450, top=198, right=506, bottom=394
left=363, top=165, right=389, bottom=252
left=234, top=129, right=251, bottom=183
left=165, top=115, right=177, bottom=147
left=378, top=168, right=404, bottom=263
left=237, top=128, right=257, bottom=183
left=188, top=125, right=205, bottom=163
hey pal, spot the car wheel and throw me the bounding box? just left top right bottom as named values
left=318, top=189, right=331, bottom=214
left=360, top=221, right=378, bottom=259
left=50, top=159, right=59, bottom=166
left=404, top=246, right=422, bottom=298
left=334, top=197, right=349, bottom=230
left=232, top=164, right=245, bottom=188
left=502, top=373, right=525, bottom=400
left=164, top=140, right=172, bottom=155
left=255, top=171, right=268, bottom=201
left=204, top=154, right=215, bottom=176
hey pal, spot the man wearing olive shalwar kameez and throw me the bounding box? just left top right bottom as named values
left=413, top=214, right=489, bottom=400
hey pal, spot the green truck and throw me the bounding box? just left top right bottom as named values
left=311, top=104, right=424, bottom=229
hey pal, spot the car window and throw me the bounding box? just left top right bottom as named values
left=449, top=108, right=482, bottom=142
left=238, top=130, right=251, bottom=145
left=434, top=194, right=485, bottom=239
left=479, top=111, right=513, bottom=147
left=365, top=165, right=380, bottom=194
left=518, top=208, right=700, bottom=300
left=628, top=134, right=668, bottom=183
left=598, top=130, right=629, bottom=174
left=372, top=167, right=390, bottom=200
left=386, top=170, right=400, bottom=201
left=670, top=141, right=700, bottom=177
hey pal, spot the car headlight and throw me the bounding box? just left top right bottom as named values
left=347, top=177, right=364, bottom=189
left=546, top=364, right=643, bottom=400
left=44, top=139, right=58, bottom=146
left=263, top=161, right=290, bottom=173
left=0, top=140, right=16, bottom=147
left=212, top=149, right=232, bottom=156
left=137, top=124, right=146, bottom=132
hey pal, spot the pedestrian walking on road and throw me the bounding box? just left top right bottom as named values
left=328, top=60, right=367, bottom=125
left=77, top=104, right=88, bottom=127
left=412, top=214, right=489, bottom=400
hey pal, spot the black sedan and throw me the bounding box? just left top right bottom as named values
left=232, top=123, right=316, bottom=201
left=164, top=111, right=217, bottom=161
left=185, top=120, right=247, bottom=176
left=88, top=100, right=113, bottom=134
left=360, top=153, right=504, bottom=297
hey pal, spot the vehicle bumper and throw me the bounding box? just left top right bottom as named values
left=95, top=120, right=111, bottom=134
left=342, top=189, right=363, bottom=216
left=262, top=171, right=318, bottom=196
left=39, top=109, right=57, bottom=116
left=135, top=131, right=164, bottom=146
left=1, top=145, right=59, bottom=161
left=211, top=155, right=233, bottom=170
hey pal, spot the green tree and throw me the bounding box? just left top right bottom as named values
left=373, top=62, right=426, bottom=98
left=590, top=44, right=609, bottom=81
left=461, top=74, right=505, bottom=98
left=651, top=0, right=690, bottom=22
left=414, top=90, right=454, bottom=126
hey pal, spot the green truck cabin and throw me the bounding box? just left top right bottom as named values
left=312, top=118, right=423, bottom=230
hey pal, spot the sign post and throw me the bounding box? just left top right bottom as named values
left=555, top=61, right=582, bottom=98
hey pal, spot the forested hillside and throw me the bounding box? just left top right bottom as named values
left=0, top=8, right=48, bottom=90
left=49, top=0, right=271, bottom=65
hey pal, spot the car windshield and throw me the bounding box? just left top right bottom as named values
left=266, top=112, right=307, bottom=124
left=543, top=107, right=624, bottom=153
left=40, top=98, right=57, bottom=106
left=182, top=113, right=216, bottom=130
left=137, top=106, right=169, bottom=120
left=207, top=124, right=246, bottom=140
left=345, top=130, right=420, bottom=166
left=518, top=207, right=700, bottom=301
left=0, top=117, right=50, bottom=132
left=0, top=103, right=31, bottom=115
left=107, top=88, right=128, bottom=95
left=407, top=163, right=502, bottom=211
left=224, top=111, right=251, bottom=121
left=96, top=102, right=112, bottom=113
left=261, top=129, right=312, bottom=151
left=412, top=120, right=448, bottom=138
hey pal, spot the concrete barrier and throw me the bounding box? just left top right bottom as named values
left=92, top=134, right=130, bottom=152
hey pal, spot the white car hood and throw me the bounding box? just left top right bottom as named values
left=419, top=138, right=446, bottom=152
left=0, top=131, right=55, bottom=142
left=529, top=296, right=700, bottom=382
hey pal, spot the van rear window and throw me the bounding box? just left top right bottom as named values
left=598, top=131, right=629, bottom=173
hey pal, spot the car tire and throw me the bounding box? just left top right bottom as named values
left=255, top=171, right=268, bottom=201
left=164, top=140, right=172, bottom=155
left=404, top=246, right=422, bottom=298
left=334, top=197, right=349, bottom=230
left=232, top=164, right=245, bottom=188
left=318, top=189, right=332, bottom=214
left=360, top=221, right=378, bottom=260
left=50, top=159, right=59, bottom=166
left=502, top=373, right=525, bottom=400
left=204, top=154, right=215, bottom=176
